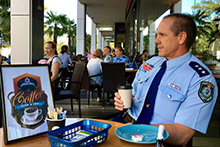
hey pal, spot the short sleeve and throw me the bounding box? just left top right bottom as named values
left=52, top=57, right=62, bottom=66
left=174, top=74, right=218, bottom=134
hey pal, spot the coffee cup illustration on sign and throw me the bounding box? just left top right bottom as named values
left=24, top=107, right=42, bottom=121
left=20, top=107, right=43, bottom=126
left=7, top=73, right=48, bottom=129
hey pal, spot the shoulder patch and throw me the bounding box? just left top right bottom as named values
left=189, top=61, right=209, bottom=77
left=198, top=82, right=214, bottom=103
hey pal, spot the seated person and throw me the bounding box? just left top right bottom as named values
left=44, top=41, right=62, bottom=82
left=86, top=53, right=93, bottom=61
left=87, top=49, right=103, bottom=100
left=113, top=13, right=218, bottom=146
left=103, top=46, right=113, bottom=63
left=58, top=45, right=72, bottom=68
left=112, top=49, right=116, bottom=58
left=7, top=54, right=11, bottom=64
left=113, top=46, right=130, bottom=64
left=139, top=50, right=149, bottom=64
left=58, top=45, right=73, bottom=78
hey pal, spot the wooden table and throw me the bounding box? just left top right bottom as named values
left=0, top=119, right=155, bottom=147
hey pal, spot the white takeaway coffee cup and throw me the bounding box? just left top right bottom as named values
left=118, top=85, right=132, bottom=109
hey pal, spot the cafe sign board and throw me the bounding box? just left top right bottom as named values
left=0, top=65, right=54, bottom=144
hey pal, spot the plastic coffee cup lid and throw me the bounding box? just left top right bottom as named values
left=118, top=85, right=132, bottom=89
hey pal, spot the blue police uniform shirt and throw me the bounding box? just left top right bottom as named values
left=103, top=54, right=113, bottom=63
left=58, top=52, right=72, bottom=68
left=128, top=52, right=218, bottom=134
left=113, top=54, right=130, bottom=63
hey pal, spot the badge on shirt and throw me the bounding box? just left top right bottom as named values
left=168, top=83, right=181, bottom=90
left=198, top=82, right=214, bottom=103
left=141, top=63, right=152, bottom=71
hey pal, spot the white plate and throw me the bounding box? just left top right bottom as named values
left=115, top=124, right=169, bottom=144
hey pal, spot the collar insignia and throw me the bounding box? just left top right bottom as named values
left=198, top=82, right=214, bottom=103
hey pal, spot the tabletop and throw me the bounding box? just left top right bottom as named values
left=125, top=68, right=138, bottom=72
left=0, top=118, right=155, bottom=147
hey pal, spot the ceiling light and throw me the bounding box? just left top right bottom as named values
left=104, top=36, right=113, bottom=39
left=99, top=27, right=113, bottom=31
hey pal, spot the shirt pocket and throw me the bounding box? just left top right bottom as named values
left=136, top=69, right=152, bottom=83
left=133, top=71, right=151, bottom=101
left=154, top=85, right=185, bottom=122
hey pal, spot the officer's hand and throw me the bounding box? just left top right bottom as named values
left=114, top=92, right=135, bottom=111
left=114, top=92, right=124, bottom=111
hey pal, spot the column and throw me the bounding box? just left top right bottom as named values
left=77, top=1, right=86, bottom=55
left=173, top=0, right=182, bottom=13
left=101, top=36, right=104, bottom=51
left=91, top=22, right=97, bottom=53
left=98, top=31, right=102, bottom=49
left=149, top=22, right=156, bottom=56
left=103, top=40, right=107, bottom=47
left=11, top=0, right=44, bottom=64
left=140, top=31, right=143, bottom=53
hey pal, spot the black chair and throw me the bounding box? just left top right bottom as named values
left=101, top=62, right=126, bottom=108
left=82, top=68, right=102, bottom=107
left=53, top=61, right=86, bottom=118
left=60, top=65, right=74, bottom=79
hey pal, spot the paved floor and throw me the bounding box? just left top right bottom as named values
left=55, top=90, right=220, bottom=147
left=55, top=91, right=119, bottom=119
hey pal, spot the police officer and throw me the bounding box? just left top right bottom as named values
left=113, top=46, right=130, bottom=63
left=114, top=13, right=218, bottom=146
left=103, top=46, right=113, bottom=63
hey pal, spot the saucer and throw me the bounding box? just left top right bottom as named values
left=21, top=114, right=43, bottom=126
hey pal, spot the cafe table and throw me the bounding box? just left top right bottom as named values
left=0, top=118, right=155, bottom=147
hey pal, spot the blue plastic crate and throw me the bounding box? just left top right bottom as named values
left=46, top=119, right=112, bottom=147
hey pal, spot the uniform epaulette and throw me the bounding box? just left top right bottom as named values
left=189, top=61, right=210, bottom=77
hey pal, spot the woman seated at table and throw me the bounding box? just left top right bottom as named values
left=59, top=45, right=72, bottom=68
left=113, top=46, right=130, bottom=64
left=87, top=49, right=103, bottom=101
left=58, top=45, right=73, bottom=78
left=44, top=41, right=62, bottom=82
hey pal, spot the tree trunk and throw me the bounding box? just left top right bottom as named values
left=68, top=34, right=71, bottom=49
left=54, top=24, right=58, bottom=43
